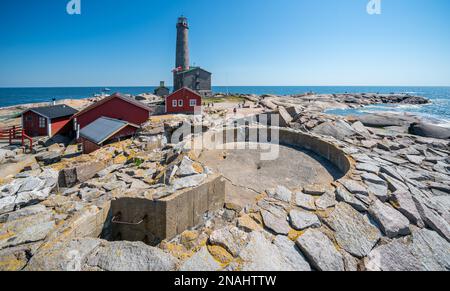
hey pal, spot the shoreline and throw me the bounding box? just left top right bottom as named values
left=2, top=90, right=450, bottom=135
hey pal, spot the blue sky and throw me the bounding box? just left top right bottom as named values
left=0, top=0, right=449, bottom=87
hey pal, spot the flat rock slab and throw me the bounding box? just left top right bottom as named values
left=339, top=179, right=369, bottom=196
left=0, top=212, right=55, bottom=250
left=365, top=237, right=423, bottom=271
left=86, top=241, right=178, bottom=271
left=180, top=247, right=222, bottom=271
left=315, top=191, right=336, bottom=210
left=26, top=238, right=102, bottom=271
left=238, top=232, right=298, bottom=271
left=410, top=228, right=450, bottom=271
left=209, top=226, right=249, bottom=257
left=261, top=209, right=290, bottom=235
left=289, top=209, right=321, bottom=230
left=335, top=186, right=368, bottom=212
left=273, top=235, right=311, bottom=271
left=365, top=229, right=450, bottom=271
left=391, top=191, right=423, bottom=227
left=295, top=229, right=345, bottom=271
left=295, top=191, right=316, bottom=211
left=369, top=200, right=410, bottom=238
left=325, top=202, right=381, bottom=258
left=266, top=185, right=292, bottom=203
left=356, top=162, right=380, bottom=174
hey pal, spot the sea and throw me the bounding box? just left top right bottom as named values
left=0, top=86, right=449, bottom=126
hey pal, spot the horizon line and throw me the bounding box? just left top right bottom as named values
left=1, top=85, right=450, bottom=89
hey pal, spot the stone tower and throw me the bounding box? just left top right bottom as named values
left=173, top=16, right=212, bottom=95
left=176, top=16, right=189, bottom=71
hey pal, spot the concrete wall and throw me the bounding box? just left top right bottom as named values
left=188, top=126, right=351, bottom=176
left=107, top=175, right=225, bottom=245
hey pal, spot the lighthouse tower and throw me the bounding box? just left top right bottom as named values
left=173, top=16, right=212, bottom=95
left=175, top=16, right=190, bottom=71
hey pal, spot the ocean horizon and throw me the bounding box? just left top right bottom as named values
left=1, top=86, right=450, bottom=125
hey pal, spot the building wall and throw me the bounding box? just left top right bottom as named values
left=106, top=125, right=138, bottom=144
left=166, top=88, right=202, bottom=114
left=81, top=125, right=137, bottom=154
left=50, top=116, right=73, bottom=136
left=22, top=111, right=48, bottom=137
left=76, top=98, right=150, bottom=129
left=174, top=68, right=212, bottom=93
left=80, top=138, right=101, bottom=154
left=154, top=87, right=170, bottom=97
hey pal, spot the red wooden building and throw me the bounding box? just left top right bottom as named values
left=79, top=117, right=139, bottom=154
left=22, top=105, right=78, bottom=137
left=73, top=93, right=153, bottom=132
left=165, top=87, right=202, bottom=114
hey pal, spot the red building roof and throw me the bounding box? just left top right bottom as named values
left=73, top=93, right=152, bottom=118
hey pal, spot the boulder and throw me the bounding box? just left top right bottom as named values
left=14, top=187, right=53, bottom=207
left=26, top=238, right=102, bottom=271
left=261, top=209, right=290, bottom=235
left=368, top=200, right=410, bottom=238
left=315, top=191, right=336, bottom=210
left=415, top=199, right=450, bottom=242
left=0, top=196, right=16, bottom=215
left=302, top=185, right=326, bottom=196
left=18, top=177, right=45, bottom=193
left=295, top=229, right=345, bottom=271
left=295, top=191, right=316, bottom=211
left=355, top=163, right=379, bottom=174
left=409, top=122, right=450, bottom=139
left=364, top=181, right=389, bottom=202
left=335, top=186, right=368, bottom=212
left=209, top=226, right=249, bottom=257
left=339, top=179, right=369, bottom=196
left=312, top=120, right=356, bottom=140
left=180, top=247, right=222, bottom=271
left=391, top=191, right=423, bottom=227
left=365, top=238, right=423, bottom=271
left=409, top=228, right=450, bottom=271
left=237, top=215, right=261, bottom=232
left=289, top=209, right=321, bottom=230
left=171, top=174, right=207, bottom=190
left=266, top=185, right=292, bottom=203
left=176, top=156, right=203, bottom=177
left=0, top=212, right=55, bottom=250
left=351, top=121, right=370, bottom=136
left=325, top=203, right=381, bottom=258
left=238, top=232, right=296, bottom=271
left=86, top=241, right=178, bottom=271
left=277, top=107, right=293, bottom=127
left=35, top=152, right=61, bottom=165
left=58, top=161, right=107, bottom=188
left=0, top=204, right=47, bottom=223
left=273, top=235, right=311, bottom=271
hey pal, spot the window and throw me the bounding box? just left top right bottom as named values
left=189, top=99, right=197, bottom=107
left=178, top=99, right=183, bottom=107
left=172, top=100, right=177, bottom=107
left=26, top=116, right=32, bottom=122
left=39, top=117, right=46, bottom=128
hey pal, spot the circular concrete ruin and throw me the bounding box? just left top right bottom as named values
left=188, top=126, right=352, bottom=206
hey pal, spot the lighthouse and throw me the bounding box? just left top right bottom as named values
left=173, top=16, right=212, bottom=96
left=175, top=16, right=190, bottom=71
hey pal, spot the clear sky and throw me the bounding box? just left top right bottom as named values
left=0, top=0, right=449, bottom=87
